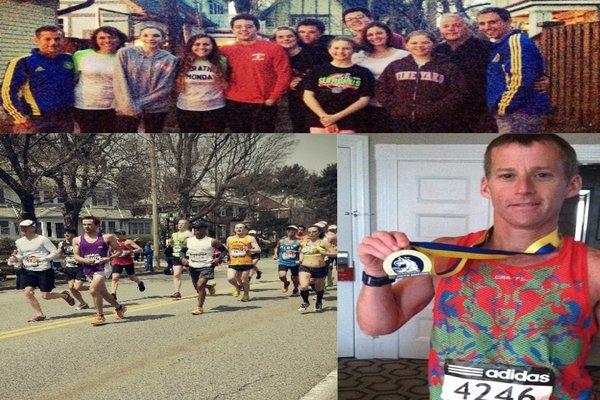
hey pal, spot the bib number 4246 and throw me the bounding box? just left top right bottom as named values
left=453, top=382, right=536, bottom=400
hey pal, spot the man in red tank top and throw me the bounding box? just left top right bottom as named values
left=110, top=230, right=145, bottom=300
left=357, top=134, right=600, bottom=399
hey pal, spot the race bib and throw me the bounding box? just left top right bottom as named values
left=173, top=246, right=182, bottom=254
left=441, top=361, right=554, bottom=400
left=65, top=255, right=78, bottom=268
left=86, top=253, right=102, bottom=263
left=231, top=249, right=247, bottom=258
left=188, top=251, right=209, bottom=263
left=302, top=245, right=316, bottom=254
left=23, top=256, right=39, bottom=267
left=282, top=251, right=296, bottom=260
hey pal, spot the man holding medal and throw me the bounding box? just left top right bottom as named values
left=357, top=134, right=600, bottom=399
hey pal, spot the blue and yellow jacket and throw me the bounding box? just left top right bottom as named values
left=1, top=49, right=75, bottom=123
left=486, top=30, right=550, bottom=116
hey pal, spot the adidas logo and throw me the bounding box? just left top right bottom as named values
left=35, top=66, right=45, bottom=72
left=484, top=368, right=551, bottom=384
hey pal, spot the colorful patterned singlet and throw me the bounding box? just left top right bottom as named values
left=429, top=231, right=597, bottom=400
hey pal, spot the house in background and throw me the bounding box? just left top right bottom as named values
left=58, top=0, right=228, bottom=40
left=0, top=185, right=151, bottom=240
left=492, top=0, right=600, bottom=35
left=257, top=0, right=350, bottom=35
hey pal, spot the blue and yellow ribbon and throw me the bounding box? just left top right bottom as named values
left=410, top=228, right=561, bottom=278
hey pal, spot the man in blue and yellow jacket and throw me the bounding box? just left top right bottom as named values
left=1, top=26, right=75, bottom=134
left=477, top=7, right=550, bottom=134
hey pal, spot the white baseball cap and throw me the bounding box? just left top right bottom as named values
left=19, top=219, right=36, bottom=227
left=328, top=225, right=337, bottom=231
left=248, top=229, right=257, bottom=235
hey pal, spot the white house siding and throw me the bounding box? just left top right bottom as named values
left=0, top=0, right=58, bottom=87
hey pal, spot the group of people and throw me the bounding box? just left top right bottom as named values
left=6, top=215, right=337, bottom=325
left=2, top=7, right=549, bottom=134
left=166, top=219, right=337, bottom=314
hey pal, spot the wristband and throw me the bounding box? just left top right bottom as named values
left=362, top=271, right=395, bottom=287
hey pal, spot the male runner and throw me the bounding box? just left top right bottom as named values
left=273, top=225, right=301, bottom=295
left=72, top=216, right=127, bottom=326
left=357, top=134, right=600, bottom=399
left=57, top=228, right=89, bottom=310
left=220, top=13, right=291, bottom=133
left=9, top=219, right=75, bottom=322
left=180, top=222, right=228, bottom=315
left=111, top=230, right=145, bottom=300
left=226, top=223, right=261, bottom=302
left=248, top=229, right=263, bottom=280
left=170, top=219, right=193, bottom=299
left=1, top=26, right=75, bottom=133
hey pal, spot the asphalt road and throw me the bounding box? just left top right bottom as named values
left=0, top=260, right=337, bottom=400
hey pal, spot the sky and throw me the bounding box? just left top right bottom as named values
left=286, top=134, right=337, bottom=173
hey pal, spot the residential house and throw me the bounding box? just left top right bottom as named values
left=0, top=185, right=151, bottom=240
left=257, top=0, right=349, bottom=35
left=0, top=0, right=59, bottom=124
left=492, top=0, right=600, bottom=35
left=247, top=192, right=316, bottom=233
left=58, top=0, right=228, bottom=40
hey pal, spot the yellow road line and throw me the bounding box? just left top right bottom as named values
left=0, top=282, right=274, bottom=341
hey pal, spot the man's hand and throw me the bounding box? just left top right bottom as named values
left=264, top=99, right=276, bottom=106
left=358, top=231, right=410, bottom=277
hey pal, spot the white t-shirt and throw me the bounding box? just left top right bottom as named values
left=185, top=236, right=214, bottom=269
left=73, top=49, right=117, bottom=110
left=352, top=48, right=410, bottom=106
left=176, top=59, right=226, bottom=111
left=15, top=235, right=59, bottom=271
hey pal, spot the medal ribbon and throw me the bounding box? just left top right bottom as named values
left=410, top=228, right=561, bottom=278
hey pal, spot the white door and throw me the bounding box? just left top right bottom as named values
left=372, top=143, right=492, bottom=359
left=337, top=135, right=370, bottom=358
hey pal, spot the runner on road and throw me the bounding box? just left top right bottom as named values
left=274, top=225, right=301, bottom=295
left=226, top=223, right=261, bottom=302
left=111, top=230, right=145, bottom=300
left=298, top=225, right=337, bottom=313
left=170, top=219, right=194, bottom=299
left=9, top=219, right=76, bottom=322
left=180, top=222, right=228, bottom=315
left=57, top=228, right=89, bottom=310
left=72, top=216, right=127, bottom=326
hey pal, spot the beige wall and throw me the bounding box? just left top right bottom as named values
left=263, top=0, right=349, bottom=35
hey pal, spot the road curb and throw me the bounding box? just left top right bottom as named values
left=300, top=369, right=337, bottom=400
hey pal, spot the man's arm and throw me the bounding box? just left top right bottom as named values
left=40, top=237, right=60, bottom=262
left=212, top=240, right=228, bottom=265
left=126, top=239, right=143, bottom=254
left=497, top=34, right=545, bottom=116
left=1, top=57, right=35, bottom=132
left=72, top=237, right=89, bottom=264
left=249, top=237, right=261, bottom=254
left=356, top=231, right=437, bottom=336
left=273, top=240, right=280, bottom=259
left=587, top=248, right=600, bottom=329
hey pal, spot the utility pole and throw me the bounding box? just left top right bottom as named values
left=149, top=133, right=161, bottom=271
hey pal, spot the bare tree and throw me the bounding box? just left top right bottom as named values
left=156, top=133, right=296, bottom=220
left=0, top=134, right=95, bottom=220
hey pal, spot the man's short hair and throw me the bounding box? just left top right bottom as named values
left=342, top=7, right=372, bottom=23
left=230, top=13, right=260, bottom=30
left=35, top=26, right=64, bottom=38
left=297, top=18, right=325, bottom=33
left=439, top=13, right=468, bottom=26
left=82, top=215, right=101, bottom=226
left=484, top=134, right=579, bottom=179
left=477, top=7, right=512, bottom=22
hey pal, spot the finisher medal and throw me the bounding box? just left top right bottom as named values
left=383, top=250, right=432, bottom=278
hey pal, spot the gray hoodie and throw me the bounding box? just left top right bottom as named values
left=113, top=46, right=178, bottom=116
